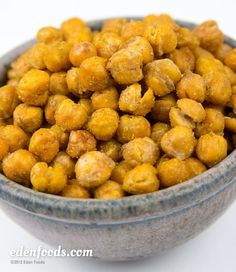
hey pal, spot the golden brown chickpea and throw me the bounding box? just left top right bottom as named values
left=193, top=20, right=223, bottom=53
left=28, top=43, right=46, bottom=70
left=52, top=151, right=75, bottom=178
left=66, top=130, right=96, bottom=158
left=66, top=27, right=92, bottom=45
left=44, top=41, right=71, bottom=72
left=45, top=94, right=67, bottom=125
left=224, top=116, right=236, bottom=133
left=196, top=133, right=227, bottom=167
left=75, top=151, right=115, bottom=188
left=0, top=85, right=19, bottom=119
left=0, top=138, right=9, bottom=162
left=122, top=137, right=160, bottom=166
left=144, top=13, right=178, bottom=30
left=110, top=161, right=133, bottom=184
left=119, top=84, right=155, bottom=116
left=176, top=71, right=206, bottom=103
left=87, top=108, right=119, bottom=141
left=95, top=180, right=125, bottom=199
left=31, top=162, right=67, bottom=194
left=169, top=47, right=195, bottom=73
left=55, top=99, right=88, bottom=131
left=120, top=20, right=145, bottom=40
left=102, top=18, right=127, bottom=34
left=144, top=59, right=181, bottom=96
left=69, top=41, right=97, bottom=67
left=161, top=126, right=196, bottom=160
left=66, top=67, right=85, bottom=96
left=192, top=46, right=214, bottom=60
left=2, top=149, right=37, bottom=186
left=98, top=139, right=122, bottom=162
left=49, top=72, right=70, bottom=96
left=214, top=43, right=232, bottom=62
left=224, top=66, right=236, bottom=86
left=177, top=27, right=200, bottom=48
left=37, top=26, right=63, bottom=44
left=0, top=125, right=29, bottom=152
left=61, top=17, right=87, bottom=40
left=117, top=115, right=151, bottom=143
left=79, top=98, right=94, bottom=116
left=157, top=158, right=190, bottom=187
left=196, top=57, right=224, bottom=76
left=123, top=163, right=159, bottom=194
left=151, top=123, right=170, bottom=146
left=79, top=56, right=111, bottom=91
left=185, top=157, right=207, bottom=178
left=50, top=124, right=69, bottom=149
left=17, top=69, right=49, bottom=106
left=107, top=48, right=143, bottom=85
left=169, top=107, right=195, bottom=129
left=61, top=179, right=90, bottom=198
left=91, top=87, right=119, bottom=110
left=13, top=104, right=43, bottom=133
left=225, top=49, right=236, bottom=72
left=29, top=128, right=59, bottom=163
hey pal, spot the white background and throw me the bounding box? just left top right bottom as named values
left=0, top=0, right=236, bottom=271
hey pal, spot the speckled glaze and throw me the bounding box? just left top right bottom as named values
left=0, top=19, right=236, bottom=261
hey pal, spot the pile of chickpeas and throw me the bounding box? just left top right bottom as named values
left=1, top=14, right=236, bottom=199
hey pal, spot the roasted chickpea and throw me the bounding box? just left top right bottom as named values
left=117, top=115, right=151, bottom=143
left=17, top=69, right=49, bottom=106
left=75, top=151, right=115, bottom=188
left=151, top=123, right=170, bottom=146
left=123, top=163, right=159, bottom=194
left=169, top=47, right=195, bottom=73
left=225, top=49, right=236, bottom=72
left=66, top=67, right=84, bottom=96
left=224, top=66, right=236, bottom=86
left=169, top=107, right=195, bottom=129
left=0, top=138, right=9, bottom=162
left=192, top=46, right=214, bottom=60
left=0, top=85, right=19, bottom=119
left=37, top=26, right=63, bottom=44
left=196, top=133, right=227, bottom=166
left=66, top=28, right=92, bottom=45
left=185, top=157, right=207, bottom=178
left=53, top=151, right=75, bottom=178
left=61, top=179, right=90, bottom=198
left=177, top=27, right=199, bottom=48
left=2, top=149, right=37, bottom=186
left=31, top=162, right=67, bottom=194
left=49, top=72, right=70, bottom=96
left=79, top=98, right=94, bottom=116
left=102, top=18, right=127, bottom=34
left=28, top=43, right=46, bottom=70
left=120, top=20, right=145, bottom=40
left=98, top=139, right=122, bottom=162
left=111, top=161, right=133, bottom=184
left=144, top=13, right=177, bottom=29
left=94, top=180, right=124, bottom=199
left=224, top=116, right=236, bottom=133
left=50, top=124, right=69, bottom=149
left=61, top=17, right=87, bottom=40
left=91, top=87, right=119, bottom=110
left=214, top=43, right=232, bottom=62
left=29, top=128, right=59, bottom=163
left=196, top=57, right=224, bottom=76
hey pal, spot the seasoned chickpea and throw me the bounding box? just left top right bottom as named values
left=66, top=67, right=85, bottom=96
left=196, top=133, right=227, bottom=166
left=177, top=27, right=199, bottom=48
left=0, top=125, right=28, bottom=152
left=66, top=130, right=96, bottom=158
left=157, top=158, right=190, bottom=187
left=75, top=151, right=115, bottom=188
left=61, top=17, right=87, bottom=40
left=50, top=124, right=69, bottom=149
left=196, top=57, right=224, bottom=76
left=176, top=71, right=206, bottom=102
left=123, top=163, right=159, bottom=194
left=79, top=98, right=94, bottom=116
left=31, top=162, right=67, bottom=194
left=110, top=161, right=133, bottom=185
left=121, top=20, right=145, bottom=40
left=192, top=46, right=214, bottom=60
left=29, top=128, right=59, bottom=163
left=122, top=137, right=159, bottom=166
left=225, top=49, right=236, bottom=72
left=91, top=87, right=119, bottom=110
left=49, top=72, right=69, bottom=96
left=0, top=138, right=9, bottom=162
left=144, top=13, right=177, bottom=28
left=45, top=94, right=67, bottom=125
left=119, top=83, right=155, bottom=116
left=169, top=107, right=195, bottom=129
left=161, top=126, right=196, bottom=160
left=185, top=157, right=207, bottom=178
left=151, top=123, right=170, bottom=146
left=95, top=180, right=124, bottom=199
left=214, top=43, right=232, bottom=62
left=107, top=48, right=143, bottom=85
left=55, top=99, right=88, bottom=131
left=13, top=104, right=43, bottom=133
left=144, top=59, right=181, bottom=96
left=117, top=115, right=151, bottom=143
left=37, top=26, right=63, bottom=44
left=224, top=66, right=236, bottom=86
left=17, top=69, right=49, bottom=106
left=66, top=28, right=92, bottom=45
left=169, top=47, right=195, bottom=73
left=102, top=18, right=127, bottom=34
left=98, top=139, right=122, bottom=162
left=28, top=43, right=46, bottom=70
left=61, top=179, right=90, bottom=198
left=0, top=85, right=19, bottom=119
left=224, top=116, right=236, bottom=133
left=2, top=149, right=37, bottom=186
left=87, top=108, right=119, bottom=141
left=53, top=151, right=75, bottom=178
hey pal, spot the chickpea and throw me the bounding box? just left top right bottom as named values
left=2, top=149, right=37, bottom=186
left=55, top=99, right=88, bottom=131
left=98, top=139, right=122, bottom=162
left=196, top=133, right=227, bottom=167
left=119, top=83, right=155, bottom=116
left=31, top=162, right=67, bottom=194
left=224, top=66, right=236, bottom=86
left=66, top=67, right=85, bottom=96
left=110, top=161, right=133, bottom=184
left=49, top=72, right=70, bottom=96
left=75, top=151, right=115, bottom=188
left=61, top=179, right=90, bottom=198
left=176, top=71, right=206, bottom=103
left=161, top=126, right=196, bottom=160
left=144, top=59, right=181, bottom=96
left=0, top=138, right=9, bottom=161
left=45, top=94, right=67, bottom=125
left=17, top=69, right=49, bottom=106
left=29, top=128, right=59, bottom=163
left=28, top=43, right=46, bottom=70
left=185, top=157, right=207, bottom=178
left=144, top=13, right=178, bottom=30
left=214, top=43, right=232, bottom=62
left=157, top=158, right=190, bottom=187
left=13, top=104, right=43, bottom=133
left=196, top=57, right=224, bottom=76
left=66, top=130, right=96, bottom=158
left=37, top=26, right=63, bottom=44
left=50, top=124, right=69, bottom=149
left=120, top=20, right=145, bottom=40
left=69, top=41, right=97, bottom=67
left=102, top=18, right=127, bottom=34
left=192, top=46, right=214, bottom=60
left=66, top=28, right=92, bottom=45
left=177, top=27, right=199, bottom=48
left=151, top=123, right=170, bottom=146
left=53, top=151, right=75, bottom=178
left=169, top=47, right=195, bottom=73
left=91, top=87, right=119, bottom=110
left=79, top=98, right=94, bottom=116
left=44, top=41, right=71, bottom=72
left=61, top=17, right=87, bottom=37
left=0, top=125, right=29, bottom=152
left=225, top=49, right=236, bottom=72
left=224, top=116, right=236, bottom=133
left=117, top=115, right=151, bottom=143
left=0, top=85, right=19, bottom=119
left=123, top=163, right=159, bottom=194
left=107, top=48, right=143, bottom=85
left=169, top=107, right=195, bottom=129
left=95, top=180, right=124, bottom=199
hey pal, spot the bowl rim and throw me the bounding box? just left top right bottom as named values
left=0, top=18, right=236, bottom=224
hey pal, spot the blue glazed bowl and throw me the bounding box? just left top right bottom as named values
left=0, top=19, right=236, bottom=261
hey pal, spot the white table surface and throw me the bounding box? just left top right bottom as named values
left=0, top=0, right=236, bottom=271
